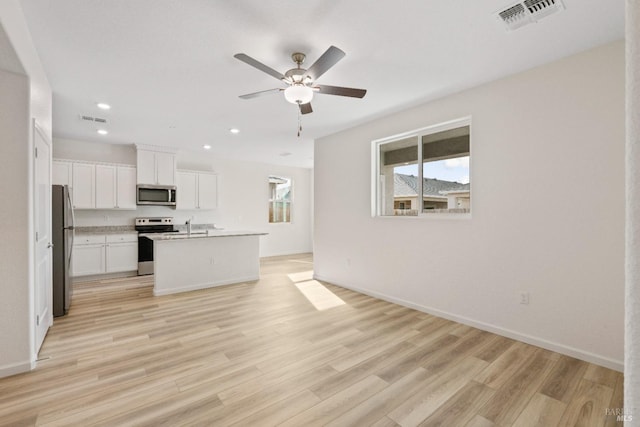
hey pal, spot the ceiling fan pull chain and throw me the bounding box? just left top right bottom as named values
left=297, top=107, right=302, bottom=137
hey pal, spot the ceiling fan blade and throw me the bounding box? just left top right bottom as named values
left=315, top=84, right=367, bottom=98
left=234, top=53, right=286, bottom=81
left=299, top=102, right=313, bottom=115
left=239, top=88, right=282, bottom=99
left=306, top=46, right=346, bottom=81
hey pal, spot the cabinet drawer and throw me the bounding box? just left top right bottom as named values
left=75, top=234, right=106, bottom=245
left=106, top=234, right=138, bottom=243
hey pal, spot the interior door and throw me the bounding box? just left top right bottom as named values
left=34, top=120, right=53, bottom=352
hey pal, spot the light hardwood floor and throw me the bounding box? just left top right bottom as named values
left=0, top=254, right=624, bottom=426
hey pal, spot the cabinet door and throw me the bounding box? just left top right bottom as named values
left=116, top=167, right=137, bottom=209
left=197, top=173, right=218, bottom=210
left=72, top=244, right=105, bottom=276
left=72, top=163, right=95, bottom=209
left=106, top=242, right=138, bottom=273
left=137, top=150, right=156, bottom=184
left=95, top=165, right=117, bottom=209
left=176, top=171, right=197, bottom=210
left=155, top=152, right=176, bottom=185
left=52, top=160, right=72, bottom=186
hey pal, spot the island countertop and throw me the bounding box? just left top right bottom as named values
left=141, top=230, right=267, bottom=241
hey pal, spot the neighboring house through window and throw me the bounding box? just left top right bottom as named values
left=372, top=117, right=471, bottom=217
left=269, top=175, right=292, bottom=223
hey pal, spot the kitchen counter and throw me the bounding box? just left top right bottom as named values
left=152, top=230, right=267, bottom=296
left=74, top=226, right=137, bottom=235
left=142, top=230, right=266, bottom=240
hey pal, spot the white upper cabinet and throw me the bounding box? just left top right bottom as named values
left=176, top=170, right=218, bottom=210
left=136, top=150, right=157, bottom=185
left=95, top=165, right=137, bottom=209
left=136, top=147, right=176, bottom=186
left=55, top=159, right=137, bottom=210
left=52, top=160, right=73, bottom=187
left=72, top=163, right=95, bottom=209
left=177, top=171, right=197, bottom=210
left=155, top=152, right=176, bottom=186
left=95, top=165, right=116, bottom=209
left=116, top=166, right=137, bottom=209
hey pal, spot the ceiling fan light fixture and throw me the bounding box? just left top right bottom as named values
left=284, top=84, right=313, bottom=105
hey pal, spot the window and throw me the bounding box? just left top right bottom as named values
left=372, top=118, right=471, bottom=217
left=269, top=176, right=292, bottom=223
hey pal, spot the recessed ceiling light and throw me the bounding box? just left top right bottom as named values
left=97, top=129, right=108, bottom=135
left=203, top=144, right=211, bottom=150
left=96, top=103, right=111, bottom=110
left=229, top=128, right=240, bottom=134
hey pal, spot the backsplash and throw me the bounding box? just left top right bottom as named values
left=74, top=223, right=219, bottom=234
left=73, top=205, right=218, bottom=227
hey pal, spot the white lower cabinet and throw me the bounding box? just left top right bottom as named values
left=72, top=235, right=106, bottom=277
left=106, top=235, right=138, bottom=272
left=73, top=234, right=138, bottom=277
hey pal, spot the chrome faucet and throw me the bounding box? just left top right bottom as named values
left=186, top=218, right=192, bottom=235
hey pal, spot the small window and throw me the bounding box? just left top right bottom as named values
left=373, top=118, right=471, bottom=217
left=269, top=176, right=292, bottom=223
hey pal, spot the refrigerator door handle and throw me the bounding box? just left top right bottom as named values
left=68, top=232, right=74, bottom=271
left=66, top=188, right=76, bottom=230
left=66, top=188, right=75, bottom=270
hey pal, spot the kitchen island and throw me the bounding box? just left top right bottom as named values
left=146, top=230, right=267, bottom=296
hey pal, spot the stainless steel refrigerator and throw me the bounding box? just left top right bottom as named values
left=52, top=185, right=74, bottom=317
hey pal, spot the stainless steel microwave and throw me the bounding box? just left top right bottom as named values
left=136, top=184, right=177, bottom=206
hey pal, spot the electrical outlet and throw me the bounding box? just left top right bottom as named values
left=520, top=292, right=530, bottom=305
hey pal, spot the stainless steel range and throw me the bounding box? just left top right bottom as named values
left=135, top=217, right=177, bottom=275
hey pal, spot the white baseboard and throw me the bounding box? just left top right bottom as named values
left=314, top=274, right=624, bottom=372
left=153, top=276, right=259, bottom=296
left=0, top=359, right=34, bottom=379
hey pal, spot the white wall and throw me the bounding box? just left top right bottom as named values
left=0, top=0, right=52, bottom=377
left=314, top=41, right=625, bottom=370
left=53, top=139, right=313, bottom=257
left=625, top=0, right=640, bottom=415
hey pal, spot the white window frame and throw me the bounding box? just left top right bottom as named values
left=268, top=175, right=293, bottom=224
left=371, top=116, right=472, bottom=219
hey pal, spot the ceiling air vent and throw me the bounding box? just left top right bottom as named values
left=78, top=115, right=108, bottom=124
left=497, top=0, right=565, bottom=31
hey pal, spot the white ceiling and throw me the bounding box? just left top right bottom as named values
left=20, top=0, right=624, bottom=169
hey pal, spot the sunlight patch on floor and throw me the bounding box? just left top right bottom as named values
left=294, top=280, right=346, bottom=311
left=287, top=270, right=314, bottom=283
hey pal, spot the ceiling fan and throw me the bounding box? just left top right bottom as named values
left=233, top=46, right=367, bottom=115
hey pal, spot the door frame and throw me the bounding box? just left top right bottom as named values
left=32, top=118, right=52, bottom=359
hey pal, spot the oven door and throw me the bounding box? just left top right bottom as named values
left=138, top=235, right=154, bottom=275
